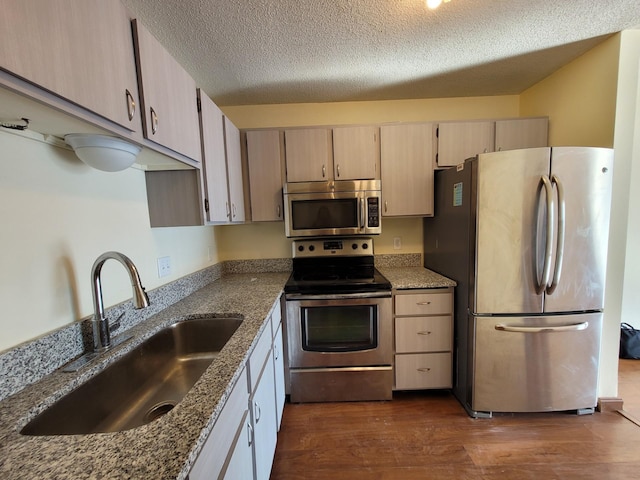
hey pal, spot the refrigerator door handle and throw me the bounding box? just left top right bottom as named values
left=546, top=174, right=565, bottom=295
left=494, top=322, right=589, bottom=333
left=536, top=175, right=555, bottom=294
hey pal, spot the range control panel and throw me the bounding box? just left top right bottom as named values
left=292, top=237, right=374, bottom=258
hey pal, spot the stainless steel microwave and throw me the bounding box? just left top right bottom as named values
left=283, top=180, right=382, bottom=237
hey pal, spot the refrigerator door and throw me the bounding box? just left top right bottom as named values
left=473, top=148, right=550, bottom=314
left=543, top=147, right=613, bottom=313
left=472, top=312, right=602, bottom=414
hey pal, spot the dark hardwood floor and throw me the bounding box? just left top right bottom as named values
left=270, top=360, right=640, bottom=479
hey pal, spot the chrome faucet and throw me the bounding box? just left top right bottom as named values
left=91, top=252, right=150, bottom=352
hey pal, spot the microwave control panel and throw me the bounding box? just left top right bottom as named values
left=367, top=197, right=380, bottom=227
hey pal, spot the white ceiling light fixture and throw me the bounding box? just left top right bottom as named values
left=426, top=0, right=451, bottom=10
left=65, top=134, right=141, bottom=172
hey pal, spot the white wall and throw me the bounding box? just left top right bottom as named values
left=0, top=129, right=218, bottom=352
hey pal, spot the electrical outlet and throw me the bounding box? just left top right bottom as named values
left=393, top=237, right=402, bottom=250
left=157, top=256, right=171, bottom=278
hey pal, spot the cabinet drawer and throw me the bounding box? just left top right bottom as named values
left=394, top=353, right=452, bottom=390
left=395, top=316, right=452, bottom=353
left=395, top=292, right=452, bottom=316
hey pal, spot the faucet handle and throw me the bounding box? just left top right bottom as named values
left=109, top=312, right=126, bottom=333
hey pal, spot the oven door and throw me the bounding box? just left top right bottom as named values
left=285, top=293, right=392, bottom=368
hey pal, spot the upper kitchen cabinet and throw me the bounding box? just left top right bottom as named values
left=132, top=19, right=201, bottom=163
left=436, top=121, right=495, bottom=168
left=224, top=117, right=245, bottom=222
left=245, top=130, right=285, bottom=222
left=494, top=117, right=548, bottom=152
left=199, top=90, right=244, bottom=223
left=0, top=0, right=141, bottom=133
left=380, top=123, right=435, bottom=217
left=284, top=128, right=333, bottom=182
left=332, top=126, right=380, bottom=180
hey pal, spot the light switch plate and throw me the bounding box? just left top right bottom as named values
left=393, top=237, right=402, bottom=250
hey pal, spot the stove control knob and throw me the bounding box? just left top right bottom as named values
left=352, top=243, right=358, bottom=250
left=362, top=243, right=369, bottom=250
left=309, top=245, right=315, bottom=252
left=298, top=245, right=304, bottom=252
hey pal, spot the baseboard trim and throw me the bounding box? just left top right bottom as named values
left=597, top=396, right=624, bottom=412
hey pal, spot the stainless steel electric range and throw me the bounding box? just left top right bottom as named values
left=283, top=237, right=393, bottom=403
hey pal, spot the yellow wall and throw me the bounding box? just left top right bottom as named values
left=520, top=35, right=620, bottom=147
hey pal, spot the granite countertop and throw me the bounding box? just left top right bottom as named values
left=379, top=266, right=456, bottom=290
left=0, top=272, right=289, bottom=480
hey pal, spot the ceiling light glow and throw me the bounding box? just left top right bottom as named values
left=427, top=0, right=451, bottom=10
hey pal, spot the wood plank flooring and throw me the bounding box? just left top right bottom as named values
left=270, top=361, right=640, bottom=479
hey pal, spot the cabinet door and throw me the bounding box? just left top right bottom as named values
left=284, top=129, right=333, bottom=182
left=132, top=19, right=201, bottom=162
left=0, top=0, right=140, bottom=132
left=221, top=411, right=255, bottom=480
left=251, top=355, right=278, bottom=480
left=225, top=117, right=245, bottom=222
left=272, top=322, right=286, bottom=431
left=437, top=121, right=495, bottom=167
left=495, top=117, right=548, bottom=152
left=246, top=130, right=284, bottom=221
left=380, top=124, right=435, bottom=216
left=200, top=92, right=230, bottom=222
left=190, top=370, right=249, bottom=479
left=332, top=126, right=379, bottom=180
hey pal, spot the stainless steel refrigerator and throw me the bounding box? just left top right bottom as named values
left=424, top=147, right=613, bottom=418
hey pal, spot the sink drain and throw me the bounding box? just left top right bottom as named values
left=144, top=402, right=176, bottom=423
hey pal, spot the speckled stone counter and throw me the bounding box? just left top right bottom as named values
left=378, top=266, right=456, bottom=290
left=0, top=272, right=289, bottom=480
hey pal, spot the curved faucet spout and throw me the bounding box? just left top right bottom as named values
left=91, top=252, right=150, bottom=352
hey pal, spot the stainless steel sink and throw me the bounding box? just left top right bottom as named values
left=20, top=316, right=243, bottom=436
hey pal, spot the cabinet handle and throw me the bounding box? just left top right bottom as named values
left=247, top=422, right=254, bottom=447
left=498, top=146, right=503, bottom=151
left=276, top=205, right=281, bottom=218
left=384, top=201, right=388, bottom=213
left=417, top=367, right=432, bottom=373
left=232, top=203, right=237, bottom=218
left=254, top=401, right=261, bottom=423
left=322, top=164, right=326, bottom=178
left=336, top=164, right=340, bottom=178
left=226, top=202, right=231, bottom=219
left=416, top=301, right=432, bottom=306
left=417, top=331, right=432, bottom=336
left=274, top=345, right=280, bottom=360
left=125, top=89, right=136, bottom=121
left=150, top=107, right=158, bottom=135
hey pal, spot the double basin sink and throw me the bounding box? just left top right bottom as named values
left=21, top=316, right=243, bottom=436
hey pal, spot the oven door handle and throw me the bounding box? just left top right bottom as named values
left=359, top=197, right=365, bottom=231
left=285, top=291, right=391, bottom=301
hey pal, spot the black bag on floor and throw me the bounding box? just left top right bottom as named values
left=620, top=323, right=640, bottom=359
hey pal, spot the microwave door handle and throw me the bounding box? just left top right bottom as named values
left=359, top=198, right=365, bottom=230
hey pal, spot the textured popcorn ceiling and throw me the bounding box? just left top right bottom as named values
left=121, top=0, right=640, bottom=106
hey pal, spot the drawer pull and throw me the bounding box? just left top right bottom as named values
left=416, top=301, right=432, bottom=306
left=417, top=331, right=432, bottom=336
left=417, top=367, right=432, bottom=373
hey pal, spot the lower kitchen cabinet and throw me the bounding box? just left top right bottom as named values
left=393, top=288, right=454, bottom=390
left=190, top=298, right=284, bottom=480
left=189, top=367, right=250, bottom=479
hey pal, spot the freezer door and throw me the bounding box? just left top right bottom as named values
left=473, top=148, right=550, bottom=314
left=543, top=147, right=613, bottom=313
left=472, top=312, right=601, bottom=413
